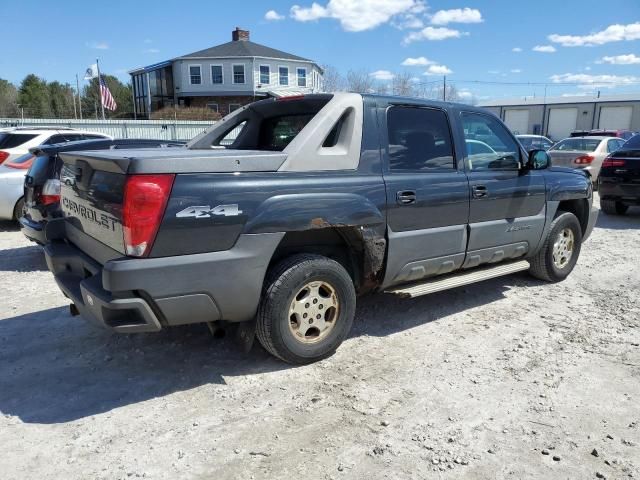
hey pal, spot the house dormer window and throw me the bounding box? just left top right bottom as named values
left=189, top=65, right=202, bottom=85
left=260, top=65, right=270, bottom=85
left=233, top=64, right=245, bottom=84
left=211, top=65, right=223, bottom=84
left=279, top=66, right=289, bottom=86
left=297, top=67, right=307, bottom=87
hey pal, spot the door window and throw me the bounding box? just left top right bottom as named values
left=462, top=112, right=521, bottom=170
left=387, top=106, right=455, bottom=171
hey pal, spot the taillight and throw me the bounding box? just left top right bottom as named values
left=602, top=157, right=626, bottom=168
left=122, top=174, right=175, bottom=257
left=40, top=179, right=61, bottom=205
left=0, top=151, right=8, bottom=164
left=4, top=154, right=35, bottom=169
left=574, top=155, right=594, bottom=165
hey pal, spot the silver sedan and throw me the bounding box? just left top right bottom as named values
left=548, top=136, right=626, bottom=183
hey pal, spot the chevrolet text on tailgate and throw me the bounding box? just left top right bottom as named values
left=44, top=93, right=599, bottom=364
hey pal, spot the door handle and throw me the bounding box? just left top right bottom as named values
left=472, top=185, right=488, bottom=198
left=396, top=190, right=416, bottom=205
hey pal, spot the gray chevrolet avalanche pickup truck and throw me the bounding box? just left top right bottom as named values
left=44, top=93, right=598, bottom=364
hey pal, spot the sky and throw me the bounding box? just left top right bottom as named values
left=1, top=0, right=639, bottom=102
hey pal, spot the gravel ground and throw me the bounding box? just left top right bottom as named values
left=1, top=197, right=639, bottom=480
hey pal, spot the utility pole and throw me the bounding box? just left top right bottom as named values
left=443, top=76, right=446, bottom=101
left=76, top=74, right=83, bottom=120
left=72, top=89, right=77, bottom=119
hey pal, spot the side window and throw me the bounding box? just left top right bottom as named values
left=387, top=106, right=455, bottom=171
left=461, top=112, right=521, bottom=171
left=44, top=134, right=67, bottom=145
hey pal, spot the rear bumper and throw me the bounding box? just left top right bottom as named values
left=44, top=232, right=284, bottom=332
left=19, top=215, right=46, bottom=245
left=598, top=181, right=640, bottom=203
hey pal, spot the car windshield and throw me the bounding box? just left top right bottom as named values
left=0, top=133, right=38, bottom=148
left=551, top=138, right=601, bottom=152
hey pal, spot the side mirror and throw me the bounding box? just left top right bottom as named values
left=527, top=149, right=550, bottom=170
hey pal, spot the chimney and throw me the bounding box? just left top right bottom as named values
left=232, top=27, right=250, bottom=42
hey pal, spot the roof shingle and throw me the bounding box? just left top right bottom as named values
left=177, top=40, right=312, bottom=62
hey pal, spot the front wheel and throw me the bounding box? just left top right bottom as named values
left=256, top=254, right=356, bottom=364
left=600, top=199, right=628, bottom=215
left=529, top=211, right=582, bottom=282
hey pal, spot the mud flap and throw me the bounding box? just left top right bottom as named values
left=233, top=319, right=257, bottom=353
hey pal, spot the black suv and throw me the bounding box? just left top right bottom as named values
left=20, top=138, right=184, bottom=244
left=599, top=134, right=640, bottom=215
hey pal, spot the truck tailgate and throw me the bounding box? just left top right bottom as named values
left=60, top=161, right=127, bottom=254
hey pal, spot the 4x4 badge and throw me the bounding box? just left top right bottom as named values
left=175, top=204, right=243, bottom=218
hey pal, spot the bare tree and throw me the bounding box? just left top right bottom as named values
left=391, top=71, right=415, bottom=97
left=345, top=69, right=374, bottom=93
left=321, top=65, right=344, bottom=92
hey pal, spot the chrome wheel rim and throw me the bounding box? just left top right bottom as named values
left=288, top=280, right=339, bottom=344
left=552, top=227, right=575, bottom=269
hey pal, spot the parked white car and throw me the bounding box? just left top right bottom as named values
left=0, top=128, right=111, bottom=220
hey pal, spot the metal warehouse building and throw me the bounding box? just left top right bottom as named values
left=479, top=93, right=640, bottom=141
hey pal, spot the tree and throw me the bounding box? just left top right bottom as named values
left=84, top=75, right=133, bottom=118
left=48, top=81, right=76, bottom=118
left=321, top=65, right=344, bottom=92
left=391, top=72, right=415, bottom=97
left=0, top=78, right=19, bottom=117
left=18, top=74, right=51, bottom=117
left=346, top=69, right=374, bottom=93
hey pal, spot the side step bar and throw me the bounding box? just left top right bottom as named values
left=385, top=260, right=530, bottom=298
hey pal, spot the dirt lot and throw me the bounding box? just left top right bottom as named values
left=1, top=198, right=639, bottom=480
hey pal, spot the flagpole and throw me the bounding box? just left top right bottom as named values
left=96, top=58, right=106, bottom=120
left=76, top=74, right=83, bottom=120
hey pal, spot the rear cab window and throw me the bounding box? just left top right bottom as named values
left=386, top=105, right=455, bottom=171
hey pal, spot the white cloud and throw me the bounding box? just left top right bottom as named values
left=510, top=69, right=522, bottom=73
left=145, top=48, right=160, bottom=54
left=370, top=70, right=395, bottom=81
left=585, top=66, right=592, bottom=71
left=430, top=8, right=483, bottom=25
left=290, top=0, right=419, bottom=32
left=143, top=39, right=152, bottom=44
left=403, top=26, right=465, bottom=44
left=599, top=53, right=640, bottom=65
left=458, top=89, right=473, bottom=100
left=424, top=64, right=453, bottom=75
left=87, top=41, right=109, bottom=50
left=550, top=72, right=640, bottom=89
left=401, top=56, right=434, bottom=66
left=532, top=45, right=556, bottom=53
left=487, top=70, right=500, bottom=74
left=512, top=47, right=522, bottom=52
left=265, top=9, right=285, bottom=21
left=548, top=22, right=640, bottom=47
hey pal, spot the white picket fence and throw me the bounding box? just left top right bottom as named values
left=0, top=118, right=215, bottom=141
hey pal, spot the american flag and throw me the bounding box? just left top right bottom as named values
left=99, top=76, right=117, bottom=111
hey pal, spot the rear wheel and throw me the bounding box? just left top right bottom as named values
left=529, top=211, right=582, bottom=282
left=256, top=254, right=356, bottom=364
left=13, top=197, right=24, bottom=222
left=601, top=199, right=628, bottom=215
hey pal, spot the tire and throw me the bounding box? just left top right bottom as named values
left=600, top=199, right=628, bottom=215
left=13, top=197, right=24, bottom=222
left=529, top=211, right=582, bottom=282
left=256, top=254, right=356, bottom=364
